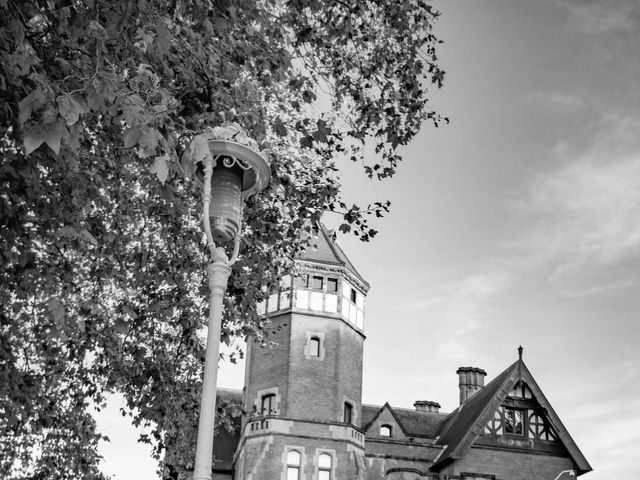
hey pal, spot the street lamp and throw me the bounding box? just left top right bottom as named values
left=182, top=124, right=271, bottom=480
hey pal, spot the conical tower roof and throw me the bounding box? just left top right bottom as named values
left=299, top=223, right=369, bottom=293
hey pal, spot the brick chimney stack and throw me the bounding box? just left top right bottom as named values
left=456, top=367, right=487, bottom=405
left=414, top=400, right=441, bottom=413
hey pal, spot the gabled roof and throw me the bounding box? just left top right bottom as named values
left=430, top=357, right=592, bottom=475
left=362, top=403, right=448, bottom=439
left=299, top=223, right=369, bottom=291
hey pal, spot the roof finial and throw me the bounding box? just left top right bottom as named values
left=518, top=345, right=523, bottom=360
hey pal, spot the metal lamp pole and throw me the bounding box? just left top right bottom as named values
left=182, top=126, right=270, bottom=480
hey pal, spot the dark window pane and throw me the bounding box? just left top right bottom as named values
left=261, top=394, right=275, bottom=415
left=350, top=288, right=357, bottom=303
left=310, top=337, right=320, bottom=357
left=344, top=402, right=353, bottom=424
left=312, top=276, right=323, bottom=290
left=327, top=278, right=338, bottom=292
left=505, top=408, right=524, bottom=435
left=296, top=275, right=309, bottom=287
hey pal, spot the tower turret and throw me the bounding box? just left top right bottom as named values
left=235, top=224, right=369, bottom=480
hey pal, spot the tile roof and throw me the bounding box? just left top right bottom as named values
left=431, top=362, right=517, bottom=469
left=362, top=403, right=449, bottom=438
left=299, top=223, right=369, bottom=290
left=429, top=359, right=592, bottom=475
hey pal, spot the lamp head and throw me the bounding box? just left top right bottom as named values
left=182, top=127, right=271, bottom=243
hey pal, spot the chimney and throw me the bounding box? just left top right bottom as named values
left=414, top=400, right=441, bottom=413
left=456, top=367, right=487, bottom=405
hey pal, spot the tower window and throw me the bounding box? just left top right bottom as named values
left=380, top=425, right=392, bottom=437
left=296, top=274, right=309, bottom=288
left=343, top=402, right=353, bottom=424
left=350, top=288, right=357, bottom=303
left=318, top=453, right=332, bottom=480
left=261, top=394, right=276, bottom=416
left=286, top=450, right=301, bottom=480
left=327, top=277, right=338, bottom=292
left=309, top=336, right=320, bottom=357
left=504, top=407, right=524, bottom=435
left=311, top=275, right=324, bottom=290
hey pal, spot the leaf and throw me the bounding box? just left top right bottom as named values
left=23, top=120, right=67, bottom=155
left=139, top=127, right=163, bottom=152
left=88, top=20, right=107, bottom=40
left=123, top=126, right=143, bottom=148
left=181, top=134, right=211, bottom=178
left=78, top=228, right=99, bottom=246
left=273, top=117, right=287, bottom=137
left=19, top=88, right=45, bottom=125
left=47, top=298, right=65, bottom=323
left=151, top=155, right=170, bottom=185
left=56, top=226, right=98, bottom=246
left=57, top=94, right=88, bottom=126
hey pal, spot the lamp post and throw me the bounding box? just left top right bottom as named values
left=182, top=124, right=271, bottom=480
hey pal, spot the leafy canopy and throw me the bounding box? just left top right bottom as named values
left=0, top=0, right=445, bottom=478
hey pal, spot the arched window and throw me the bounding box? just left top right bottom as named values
left=309, top=336, right=320, bottom=357
left=318, top=453, right=332, bottom=480
left=286, top=450, right=301, bottom=480
left=380, top=425, right=392, bottom=437
left=261, top=393, right=276, bottom=415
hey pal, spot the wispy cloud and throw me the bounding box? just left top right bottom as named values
left=506, top=111, right=640, bottom=295
left=400, top=271, right=511, bottom=333
left=526, top=91, right=588, bottom=112
left=554, top=0, right=640, bottom=34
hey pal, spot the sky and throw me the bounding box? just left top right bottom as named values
left=96, top=1, right=640, bottom=478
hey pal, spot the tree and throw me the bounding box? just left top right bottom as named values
left=0, top=0, right=446, bottom=478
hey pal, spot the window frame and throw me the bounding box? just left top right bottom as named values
left=504, top=407, right=525, bottom=436
left=261, top=393, right=276, bottom=416
left=309, top=336, right=320, bottom=357
left=317, top=452, right=332, bottom=480
left=379, top=424, right=392, bottom=437
left=311, top=275, right=324, bottom=290
left=296, top=274, right=309, bottom=288
left=343, top=402, right=353, bottom=424
left=286, top=449, right=301, bottom=480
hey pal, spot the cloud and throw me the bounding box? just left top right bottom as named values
left=526, top=91, right=588, bottom=112
left=400, top=271, right=511, bottom=334
left=509, top=114, right=640, bottom=295
left=554, top=0, right=640, bottom=34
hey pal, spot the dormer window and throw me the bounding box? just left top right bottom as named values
left=380, top=425, right=392, bottom=437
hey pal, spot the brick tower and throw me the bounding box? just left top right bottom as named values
left=234, top=224, right=369, bottom=480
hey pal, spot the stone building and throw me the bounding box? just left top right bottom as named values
left=209, top=225, right=591, bottom=480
